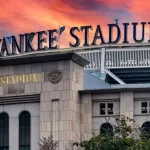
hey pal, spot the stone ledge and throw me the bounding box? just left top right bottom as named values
left=0, top=51, right=89, bottom=67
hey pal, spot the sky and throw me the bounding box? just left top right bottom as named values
left=0, top=0, right=150, bottom=48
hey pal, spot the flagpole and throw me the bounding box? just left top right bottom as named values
left=58, top=25, right=60, bottom=49
left=149, top=22, right=150, bottom=42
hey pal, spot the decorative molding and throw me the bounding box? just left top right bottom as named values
left=92, top=115, right=119, bottom=117
left=48, top=69, right=63, bottom=84
left=0, top=94, right=40, bottom=105
left=92, top=98, right=120, bottom=103
left=134, top=98, right=150, bottom=101
left=134, top=114, right=150, bottom=116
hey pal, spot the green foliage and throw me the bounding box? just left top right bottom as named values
left=74, top=115, right=150, bottom=150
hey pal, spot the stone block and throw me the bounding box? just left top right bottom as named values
left=36, top=82, right=41, bottom=93
left=64, top=80, right=70, bottom=90
left=53, top=131, right=59, bottom=141
left=63, top=61, right=70, bottom=70
left=45, top=92, right=50, bottom=101
left=31, top=83, right=36, bottom=93
left=66, top=111, right=73, bottom=121
left=30, top=64, right=36, bottom=73
left=19, top=84, right=25, bottom=93
left=41, top=102, right=47, bottom=112
left=58, top=61, right=64, bottom=70
left=2, top=66, right=8, bottom=75
left=59, top=121, right=64, bottom=131
left=35, top=63, right=41, bottom=73
left=0, top=86, right=3, bottom=95
left=63, top=101, right=70, bottom=111
left=42, top=82, right=47, bottom=92
left=52, top=84, right=58, bottom=91
left=3, top=85, right=8, bottom=95
left=60, top=91, right=67, bottom=100
left=43, top=112, right=50, bottom=121
left=24, top=64, right=30, bottom=74
left=46, top=102, right=51, bottom=111
left=60, top=111, right=67, bottom=121
left=40, top=72, right=44, bottom=82
left=52, top=111, right=59, bottom=122
left=58, top=81, right=63, bottom=90
left=52, top=101, right=59, bottom=111
left=43, top=132, right=50, bottom=138
left=41, top=122, right=47, bottom=132
left=52, top=122, right=58, bottom=131
left=55, top=91, right=61, bottom=99
left=59, top=101, right=64, bottom=111
left=81, top=104, right=86, bottom=114
left=46, top=82, right=52, bottom=91
left=8, top=66, right=14, bottom=75
left=47, top=122, right=51, bottom=132
left=40, top=92, right=45, bottom=101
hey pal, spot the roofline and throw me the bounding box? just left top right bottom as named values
left=84, top=71, right=110, bottom=86
left=53, top=43, right=150, bottom=52
left=0, top=51, right=89, bottom=66
left=79, top=87, right=150, bottom=94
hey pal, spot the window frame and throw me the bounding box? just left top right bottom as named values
left=19, top=111, right=31, bottom=150
left=107, top=103, right=114, bottom=115
left=100, top=122, right=113, bottom=134
left=141, top=101, right=149, bottom=114
left=100, top=102, right=114, bottom=115
left=100, top=103, right=106, bottom=115
left=0, top=112, right=9, bottom=150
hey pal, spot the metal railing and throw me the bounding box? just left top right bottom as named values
left=78, top=47, right=150, bottom=70
left=79, top=49, right=101, bottom=70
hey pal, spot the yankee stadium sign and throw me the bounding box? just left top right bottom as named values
left=0, top=22, right=150, bottom=57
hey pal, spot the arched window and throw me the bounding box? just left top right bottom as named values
left=142, top=122, right=150, bottom=135
left=19, top=111, right=31, bottom=150
left=100, top=123, right=113, bottom=134
left=0, top=112, right=9, bottom=150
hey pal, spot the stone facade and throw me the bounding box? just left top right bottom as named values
left=0, top=103, right=40, bottom=150
left=0, top=52, right=86, bottom=150
left=1, top=52, right=150, bottom=150
left=40, top=60, right=84, bottom=150
left=79, top=90, right=150, bottom=137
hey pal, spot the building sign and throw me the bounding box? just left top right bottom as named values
left=0, top=73, right=40, bottom=85
left=0, top=22, right=150, bottom=57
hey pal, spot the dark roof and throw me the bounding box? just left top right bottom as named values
left=84, top=71, right=110, bottom=89
left=0, top=51, right=89, bottom=67
left=79, top=87, right=150, bottom=94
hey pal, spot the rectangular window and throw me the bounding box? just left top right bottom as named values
left=107, top=103, right=113, bottom=115
left=100, top=103, right=106, bottom=115
left=141, top=102, right=147, bottom=113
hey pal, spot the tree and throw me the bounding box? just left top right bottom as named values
left=39, top=135, right=58, bottom=150
left=74, top=115, right=150, bottom=150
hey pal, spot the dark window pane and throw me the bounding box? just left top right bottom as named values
left=108, top=103, right=113, bottom=115
left=100, top=123, right=113, bottom=134
left=100, top=103, right=105, bottom=115
left=142, top=122, right=150, bottom=138
left=149, top=102, right=150, bottom=113
left=0, top=113, right=9, bottom=149
left=19, top=111, right=31, bottom=150
left=141, top=102, right=147, bottom=113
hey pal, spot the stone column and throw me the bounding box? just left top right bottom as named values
left=40, top=60, right=85, bottom=150
left=80, top=94, right=92, bottom=141
left=120, top=92, right=134, bottom=125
